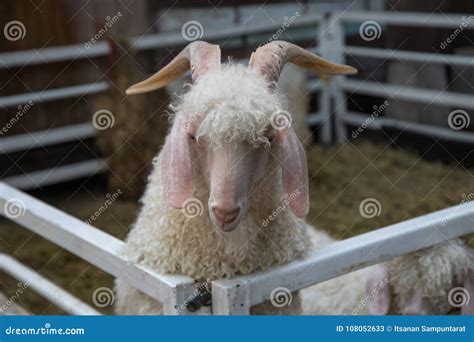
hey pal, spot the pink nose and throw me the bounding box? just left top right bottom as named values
left=212, top=206, right=240, bottom=224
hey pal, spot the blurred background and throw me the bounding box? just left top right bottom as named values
left=0, top=0, right=473, bottom=314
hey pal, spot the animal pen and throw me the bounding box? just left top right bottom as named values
left=0, top=11, right=473, bottom=315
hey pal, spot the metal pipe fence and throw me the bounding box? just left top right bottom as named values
left=1, top=181, right=472, bottom=315
left=2, top=11, right=472, bottom=188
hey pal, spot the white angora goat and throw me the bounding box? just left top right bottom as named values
left=114, top=41, right=356, bottom=314
left=116, top=41, right=356, bottom=314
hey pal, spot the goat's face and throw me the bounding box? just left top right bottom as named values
left=188, top=119, right=277, bottom=232
left=163, top=64, right=312, bottom=232
left=125, top=41, right=357, bottom=233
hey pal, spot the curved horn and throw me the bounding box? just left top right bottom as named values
left=249, top=41, right=357, bottom=87
left=126, top=41, right=221, bottom=95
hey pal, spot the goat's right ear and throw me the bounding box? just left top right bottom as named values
left=161, top=115, right=193, bottom=208
left=277, top=126, right=309, bottom=217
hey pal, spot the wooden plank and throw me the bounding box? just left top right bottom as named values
left=212, top=201, right=474, bottom=313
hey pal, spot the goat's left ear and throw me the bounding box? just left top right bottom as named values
left=461, top=269, right=474, bottom=315
left=161, top=115, right=193, bottom=208
left=277, top=126, right=309, bottom=217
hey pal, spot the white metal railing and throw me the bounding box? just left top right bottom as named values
left=0, top=82, right=108, bottom=108
left=1, top=183, right=473, bottom=315
left=0, top=182, right=202, bottom=315
left=212, top=202, right=474, bottom=314
left=0, top=254, right=100, bottom=315
left=0, top=13, right=327, bottom=189
left=3, top=11, right=472, bottom=188
left=325, top=11, right=474, bottom=144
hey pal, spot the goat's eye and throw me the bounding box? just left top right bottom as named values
left=189, top=134, right=196, bottom=141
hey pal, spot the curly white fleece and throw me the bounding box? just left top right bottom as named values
left=176, top=65, right=285, bottom=146
left=115, top=64, right=311, bottom=315
left=389, top=238, right=473, bottom=314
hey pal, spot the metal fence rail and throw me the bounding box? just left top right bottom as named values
left=0, top=82, right=109, bottom=108
left=326, top=11, right=474, bottom=143
left=0, top=14, right=327, bottom=189
left=3, top=11, right=473, bottom=188
left=1, top=183, right=473, bottom=315
left=0, top=253, right=100, bottom=315
left=212, top=201, right=474, bottom=314
left=0, top=182, right=201, bottom=315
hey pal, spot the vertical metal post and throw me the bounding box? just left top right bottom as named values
left=212, top=280, right=251, bottom=315
left=162, top=284, right=187, bottom=315
left=163, top=282, right=212, bottom=315
left=319, top=12, right=347, bottom=144
left=318, top=83, right=332, bottom=144
left=318, top=15, right=332, bottom=145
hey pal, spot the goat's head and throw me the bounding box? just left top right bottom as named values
left=126, top=41, right=356, bottom=232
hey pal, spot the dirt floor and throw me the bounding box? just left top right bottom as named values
left=1, top=141, right=473, bottom=314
